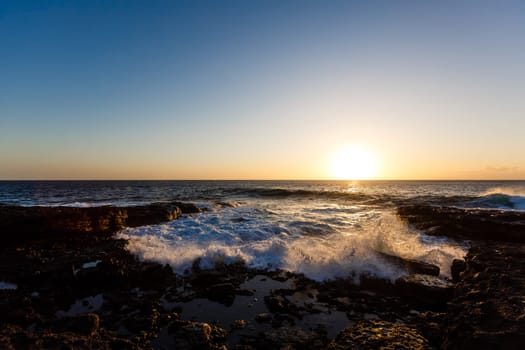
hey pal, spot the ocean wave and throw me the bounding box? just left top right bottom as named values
left=470, top=193, right=525, bottom=210
left=118, top=208, right=466, bottom=282
left=223, top=187, right=388, bottom=204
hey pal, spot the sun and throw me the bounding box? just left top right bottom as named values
left=329, top=146, right=378, bottom=180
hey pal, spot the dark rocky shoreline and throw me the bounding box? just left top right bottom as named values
left=1, top=204, right=524, bottom=349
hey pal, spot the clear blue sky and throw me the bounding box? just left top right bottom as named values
left=1, top=0, right=524, bottom=179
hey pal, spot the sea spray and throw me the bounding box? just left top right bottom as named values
left=118, top=205, right=467, bottom=281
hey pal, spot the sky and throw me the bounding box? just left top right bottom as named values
left=1, top=0, right=524, bottom=180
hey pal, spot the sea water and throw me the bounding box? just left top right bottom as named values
left=2, top=180, right=524, bottom=281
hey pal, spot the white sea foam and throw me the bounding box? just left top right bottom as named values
left=118, top=204, right=467, bottom=282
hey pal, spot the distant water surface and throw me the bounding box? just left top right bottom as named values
left=2, top=180, right=524, bottom=281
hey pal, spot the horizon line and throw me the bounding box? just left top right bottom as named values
left=0, top=178, right=524, bottom=182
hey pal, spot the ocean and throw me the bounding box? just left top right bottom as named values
left=2, top=180, right=524, bottom=282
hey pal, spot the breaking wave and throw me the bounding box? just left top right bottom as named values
left=117, top=207, right=466, bottom=282
left=469, top=186, right=525, bottom=210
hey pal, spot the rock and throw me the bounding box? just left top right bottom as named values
left=359, top=275, right=394, bottom=292
left=415, top=311, right=446, bottom=346
left=167, top=320, right=227, bottom=350
left=53, top=313, right=100, bottom=336
left=397, top=205, right=525, bottom=242
left=443, top=243, right=525, bottom=349
left=125, top=204, right=181, bottom=227
left=173, top=202, right=202, bottom=214
left=329, top=320, right=431, bottom=349
left=256, top=327, right=326, bottom=349
left=191, top=270, right=229, bottom=287
left=378, top=252, right=440, bottom=276
left=255, top=313, right=272, bottom=323
left=134, top=262, right=174, bottom=290
left=0, top=202, right=200, bottom=244
left=395, top=274, right=454, bottom=304
left=231, top=319, right=247, bottom=329
left=264, top=295, right=299, bottom=316
left=450, top=259, right=466, bottom=282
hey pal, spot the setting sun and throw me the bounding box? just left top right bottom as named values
left=329, top=146, right=379, bottom=180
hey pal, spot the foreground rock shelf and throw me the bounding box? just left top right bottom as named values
left=0, top=204, right=524, bottom=349
left=443, top=243, right=525, bottom=348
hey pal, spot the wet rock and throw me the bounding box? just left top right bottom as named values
left=125, top=204, right=181, bottom=227
left=52, top=313, right=100, bottom=336
left=173, top=202, right=202, bottom=214
left=378, top=252, right=440, bottom=276
left=359, top=275, right=394, bottom=293
left=329, top=319, right=431, bottom=349
left=0, top=323, right=136, bottom=349
left=271, top=313, right=296, bottom=328
left=256, top=327, right=326, bottom=349
left=264, top=295, right=300, bottom=316
left=395, top=274, right=454, bottom=304
left=231, top=319, right=247, bottom=330
left=109, top=338, right=140, bottom=350
left=397, top=205, right=525, bottom=242
left=255, top=313, right=272, bottom=323
left=191, top=270, right=229, bottom=287
left=451, top=259, right=466, bottom=282
left=0, top=202, right=200, bottom=244
left=167, top=320, right=227, bottom=350
left=443, top=243, right=525, bottom=349
left=133, top=262, right=175, bottom=290
left=415, top=311, right=446, bottom=346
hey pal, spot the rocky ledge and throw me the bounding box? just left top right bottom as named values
left=398, top=204, right=525, bottom=349
left=443, top=243, right=525, bottom=349
left=397, top=204, right=525, bottom=242
left=0, top=202, right=201, bottom=243
left=0, top=204, right=524, bottom=349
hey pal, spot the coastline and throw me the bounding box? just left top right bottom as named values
left=1, top=203, right=524, bottom=349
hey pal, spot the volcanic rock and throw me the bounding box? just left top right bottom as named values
left=395, top=274, right=454, bottom=304
left=378, top=252, right=440, bottom=276
left=167, top=320, right=227, bottom=350
left=328, top=319, right=431, bottom=349
left=397, top=205, right=525, bottom=242
left=443, top=243, right=525, bottom=349
left=450, top=259, right=466, bottom=282
left=0, top=202, right=200, bottom=244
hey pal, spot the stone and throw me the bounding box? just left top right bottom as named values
left=443, top=243, right=525, bottom=349
left=329, top=320, right=431, bottom=349
left=264, top=295, right=299, bottom=316
left=53, top=314, right=100, bottom=336
left=378, top=252, right=440, bottom=276
left=0, top=202, right=200, bottom=244
left=257, top=327, right=325, bottom=349
left=167, top=320, right=227, bottom=350
left=397, top=205, right=525, bottom=242
left=395, top=274, right=454, bottom=304
left=255, top=313, right=272, bottom=323
left=231, top=319, right=247, bottom=329
left=451, top=259, right=466, bottom=282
